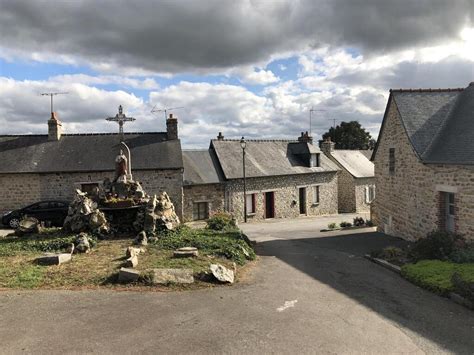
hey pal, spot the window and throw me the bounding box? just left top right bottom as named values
left=365, top=185, right=375, bottom=203
left=246, top=193, right=256, bottom=214
left=193, top=202, right=209, bottom=220
left=389, top=148, right=395, bottom=174
left=312, top=185, right=320, bottom=205
left=310, top=153, right=320, bottom=167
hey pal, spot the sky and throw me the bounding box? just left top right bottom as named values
left=1, top=0, right=473, bottom=148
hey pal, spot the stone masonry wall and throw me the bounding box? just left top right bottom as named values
left=183, top=183, right=225, bottom=222
left=336, top=168, right=356, bottom=213
left=354, top=177, right=374, bottom=213
left=227, top=172, right=338, bottom=222
left=326, top=156, right=374, bottom=214
left=0, top=169, right=184, bottom=219
left=373, top=100, right=474, bottom=241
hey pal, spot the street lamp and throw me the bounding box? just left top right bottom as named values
left=240, top=136, right=247, bottom=223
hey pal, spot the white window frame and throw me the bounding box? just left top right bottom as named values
left=310, top=153, right=320, bottom=168
left=365, top=185, right=375, bottom=203
left=245, top=193, right=256, bottom=214
left=312, top=185, right=320, bottom=205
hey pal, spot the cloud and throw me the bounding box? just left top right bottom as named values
left=49, top=74, right=159, bottom=90
left=0, top=0, right=472, bottom=74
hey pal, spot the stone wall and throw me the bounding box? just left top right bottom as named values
left=327, top=157, right=374, bottom=214
left=183, top=183, right=225, bottom=222
left=373, top=100, right=474, bottom=241
left=336, top=168, right=356, bottom=213
left=354, top=177, right=374, bottom=213
left=0, top=169, right=184, bottom=219
left=226, top=172, right=338, bottom=222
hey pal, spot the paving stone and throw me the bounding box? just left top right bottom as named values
left=118, top=267, right=140, bottom=283
left=151, top=268, right=194, bottom=284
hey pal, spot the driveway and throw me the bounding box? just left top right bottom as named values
left=1, top=217, right=473, bottom=354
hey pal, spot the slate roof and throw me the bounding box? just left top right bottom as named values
left=0, top=133, right=183, bottom=173
left=183, top=150, right=224, bottom=185
left=373, top=83, right=474, bottom=165
left=210, top=139, right=339, bottom=180
left=330, top=150, right=374, bottom=178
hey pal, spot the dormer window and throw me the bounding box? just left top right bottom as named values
left=310, top=153, right=320, bottom=167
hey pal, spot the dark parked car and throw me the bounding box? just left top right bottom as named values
left=1, top=201, right=69, bottom=229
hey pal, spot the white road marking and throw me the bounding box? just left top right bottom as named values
left=277, top=300, right=298, bottom=312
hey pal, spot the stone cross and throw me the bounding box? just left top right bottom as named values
left=106, top=105, right=136, bottom=141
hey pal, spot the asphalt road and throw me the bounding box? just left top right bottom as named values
left=1, top=217, right=473, bottom=354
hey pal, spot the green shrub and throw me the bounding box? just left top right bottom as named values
left=379, top=246, right=404, bottom=260
left=365, top=220, right=374, bottom=227
left=327, top=222, right=337, bottom=229
left=409, top=231, right=464, bottom=262
left=206, top=212, right=237, bottom=231
left=0, top=232, right=77, bottom=256
left=340, top=222, right=352, bottom=228
left=353, top=217, right=365, bottom=226
left=449, top=246, right=474, bottom=263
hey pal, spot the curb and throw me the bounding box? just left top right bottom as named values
left=321, top=226, right=377, bottom=232
left=364, top=255, right=401, bottom=274
left=365, top=255, right=474, bottom=311
left=449, top=292, right=474, bottom=310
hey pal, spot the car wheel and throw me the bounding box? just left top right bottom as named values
left=8, top=218, right=20, bottom=229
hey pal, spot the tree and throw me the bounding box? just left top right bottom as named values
left=321, top=121, right=375, bottom=150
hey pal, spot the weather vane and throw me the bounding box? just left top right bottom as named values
left=106, top=105, right=136, bottom=140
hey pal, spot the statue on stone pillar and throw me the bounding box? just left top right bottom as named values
left=115, top=150, right=128, bottom=183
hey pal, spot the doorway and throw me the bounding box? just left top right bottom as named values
left=299, top=187, right=306, bottom=215
left=265, top=191, right=275, bottom=219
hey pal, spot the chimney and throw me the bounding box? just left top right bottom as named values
left=320, top=136, right=335, bottom=155
left=297, top=131, right=313, bottom=144
left=217, top=132, right=224, bottom=141
left=166, top=113, right=178, bottom=140
left=48, top=112, right=62, bottom=141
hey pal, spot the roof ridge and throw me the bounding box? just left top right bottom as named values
left=212, top=138, right=298, bottom=142
left=390, top=88, right=464, bottom=93
left=0, top=132, right=166, bottom=137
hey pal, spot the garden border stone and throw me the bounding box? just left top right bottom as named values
left=365, top=254, right=474, bottom=311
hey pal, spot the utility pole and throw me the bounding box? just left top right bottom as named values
left=40, top=92, right=69, bottom=114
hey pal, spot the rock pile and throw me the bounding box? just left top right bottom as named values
left=140, top=192, right=180, bottom=234
left=63, top=190, right=109, bottom=235
left=15, top=217, right=42, bottom=236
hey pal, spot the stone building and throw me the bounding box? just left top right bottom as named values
left=0, top=111, right=184, bottom=220
left=182, top=149, right=225, bottom=222
left=320, top=138, right=375, bottom=213
left=372, top=83, right=474, bottom=241
left=183, top=132, right=339, bottom=222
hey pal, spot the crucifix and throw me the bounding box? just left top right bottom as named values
left=106, top=105, right=136, bottom=141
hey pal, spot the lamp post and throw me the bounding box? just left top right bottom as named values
left=240, top=137, right=247, bottom=223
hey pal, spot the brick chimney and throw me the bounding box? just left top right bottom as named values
left=320, top=137, right=335, bottom=155
left=166, top=113, right=178, bottom=140
left=48, top=112, right=62, bottom=141
left=297, top=131, right=313, bottom=144
left=217, top=132, right=224, bottom=141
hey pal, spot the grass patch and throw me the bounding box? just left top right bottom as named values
left=0, top=226, right=255, bottom=289
left=401, top=260, right=474, bottom=296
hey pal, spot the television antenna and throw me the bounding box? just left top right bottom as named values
left=151, top=105, right=184, bottom=119
left=309, top=107, right=326, bottom=136
left=40, top=92, right=69, bottom=114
